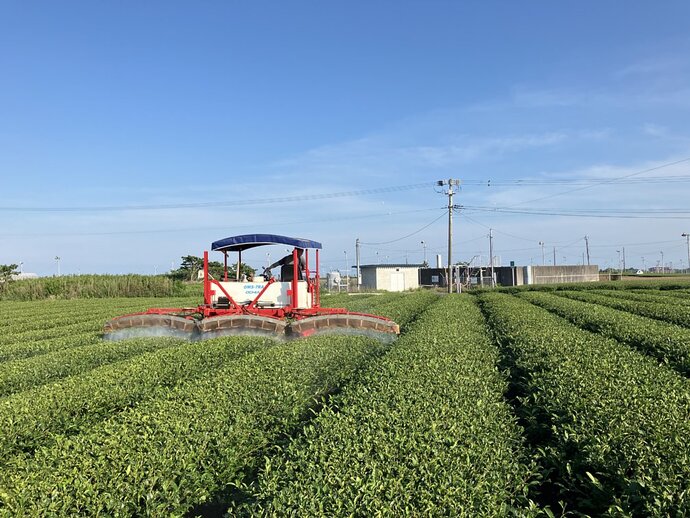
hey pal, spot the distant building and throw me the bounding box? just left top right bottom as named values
left=418, top=265, right=600, bottom=288
left=11, top=273, right=39, bottom=280
left=360, top=264, right=422, bottom=292
left=360, top=263, right=599, bottom=291
left=419, top=267, right=448, bottom=287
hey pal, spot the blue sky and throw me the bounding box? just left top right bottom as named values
left=2, top=2, right=690, bottom=275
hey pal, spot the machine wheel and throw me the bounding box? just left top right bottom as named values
left=197, top=315, right=287, bottom=339
left=103, top=314, right=197, bottom=341
left=289, top=314, right=400, bottom=342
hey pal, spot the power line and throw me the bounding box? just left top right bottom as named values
left=589, top=239, right=680, bottom=248
left=0, top=182, right=436, bottom=213
left=461, top=205, right=690, bottom=219
left=503, top=156, right=690, bottom=208
left=462, top=214, right=586, bottom=247
left=462, top=175, right=690, bottom=186
left=0, top=206, right=445, bottom=238
left=462, top=214, right=538, bottom=243
left=360, top=211, right=446, bottom=245
left=558, top=236, right=585, bottom=248
left=5, top=157, right=690, bottom=214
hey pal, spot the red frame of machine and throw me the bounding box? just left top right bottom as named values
left=135, top=246, right=395, bottom=324
left=202, top=247, right=332, bottom=319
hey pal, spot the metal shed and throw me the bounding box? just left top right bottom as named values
left=360, top=264, right=422, bottom=292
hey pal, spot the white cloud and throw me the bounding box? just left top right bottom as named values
left=402, top=133, right=567, bottom=167
left=578, top=128, right=613, bottom=140
left=512, top=87, right=586, bottom=108
left=266, top=130, right=570, bottom=180
left=642, top=123, right=667, bottom=137
left=614, top=56, right=689, bottom=79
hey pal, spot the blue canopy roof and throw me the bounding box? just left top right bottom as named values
left=211, top=234, right=322, bottom=252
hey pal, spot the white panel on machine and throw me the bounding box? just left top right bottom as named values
left=213, top=280, right=311, bottom=309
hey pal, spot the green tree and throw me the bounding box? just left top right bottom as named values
left=213, top=262, right=255, bottom=280
left=0, top=264, right=19, bottom=294
left=168, top=256, right=254, bottom=281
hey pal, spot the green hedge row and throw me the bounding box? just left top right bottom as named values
left=319, top=292, right=382, bottom=310
left=321, top=290, right=436, bottom=322
left=498, top=279, right=690, bottom=294
left=0, top=335, right=386, bottom=516
left=0, top=319, right=108, bottom=347
left=593, top=288, right=690, bottom=306
left=0, top=332, right=100, bottom=364
left=366, top=290, right=439, bottom=330
left=0, top=296, right=198, bottom=340
left=479, top=292, right=690, bottom=516
left=240, top=295, right=539, bottom=517
left=557, top=290, right=690, bottom=328
left=0, top=337, right=268, bottom=464
left=0, top=297, right=199, bottom=363
left=0, top=304, right=121, bottom=332
left=0, top=338, right=184, bottom=398
left=518, top=291, right=690, bottom=376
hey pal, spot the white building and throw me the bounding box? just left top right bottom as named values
left=11, top=273, right=39, bottom=280
left=360, top=264, right=422, bottom=292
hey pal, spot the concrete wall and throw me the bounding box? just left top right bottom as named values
left=526, top=265, right=599, bottom=285
left=361, top=266, right=421, bottom=291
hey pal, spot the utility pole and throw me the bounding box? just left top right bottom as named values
left=622, top=247, right=626, bottom=273
left=642, top=256, right=645, bottom=272
left=489, top=228, right=495, bottom=287
left=553, top=247, right=556, bottom=266
left=355, top=238, right=361, bottom=291
left=344, top=251, right=349, bottom=292
left=682, top=233, right=690, bottom=274
left=55, top=256, right=61, bottom=276
left=421, top=240, right=427, bottom=266
left=617, top=250, right=622, bottom=274
left=539, top=241, right=545, bottom=266
left=584, top=235, right=590, bottom=266
left=661, top=251, right=665, bottom=274
left=438, top=179, right=461, bottom=293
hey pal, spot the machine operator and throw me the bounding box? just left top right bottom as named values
left=264, top=248, right=305, bottom=282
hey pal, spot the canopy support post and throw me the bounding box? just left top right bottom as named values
left=237, top=250, right=242, bottom=281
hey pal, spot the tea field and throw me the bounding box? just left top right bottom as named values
left=0, top=286, right=689, bottom=516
